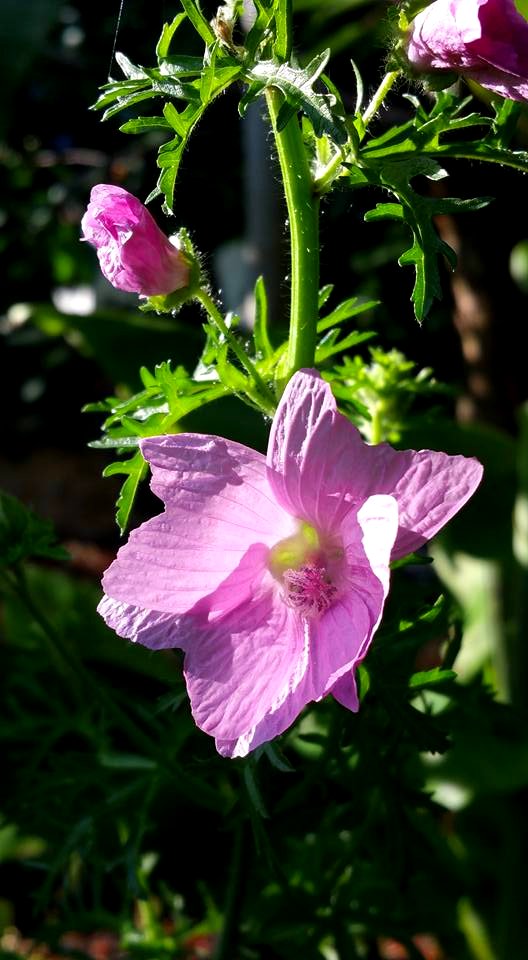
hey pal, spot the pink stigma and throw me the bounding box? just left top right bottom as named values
left=283, top=562, right=338, bottom=618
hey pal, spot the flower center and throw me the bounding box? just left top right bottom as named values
left=282, top=562, right=338, bottom=617
left=268, top=522, right=341, bottom=620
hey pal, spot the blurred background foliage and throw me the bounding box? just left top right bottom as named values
left=2, top=1, right=528, bottom=958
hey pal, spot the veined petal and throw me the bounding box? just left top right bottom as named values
left=184, top=581, right=309, bottom=742
left=371, top=446, right=483, bottom=559
left=268, top=370, right=482, bottom=559
left=215, top=591, right=380, bottom=759
left=97, top=594, right=188, bottom=649
left=142, top=434, right=289, bottom=539
left=215, top=496, right=397, bottom=758
left=102, top=435, right=295, bottom=617
left=267, top=368, right=366, bottom=532
left=329, top=673, right=360, bottom=712
left=99, top=543, right=269, bottom=650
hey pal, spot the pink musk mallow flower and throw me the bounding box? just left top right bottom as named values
left=406, top=0, right=528, bottom=102
left=81, top=184, right=190, bottom=297
left=98, top=369, right=483, bottom=758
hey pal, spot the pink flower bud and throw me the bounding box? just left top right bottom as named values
left=406, top=0, right=528, bottom=102
left=81, top=184, right=190, bottom=296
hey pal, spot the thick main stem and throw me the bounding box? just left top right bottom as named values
left=266, top=88, right=320, bottom=378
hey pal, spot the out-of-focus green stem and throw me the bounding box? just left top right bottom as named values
left=369, top=403, right=384, bottom=444
left=266, top=87, right=320, bottom=378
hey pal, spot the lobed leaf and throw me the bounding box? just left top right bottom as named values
left=247, top=51, right=347, bottom=144
left=103, top=450, right=148, bottom=535
left=156, top=13, right=187, bottom=59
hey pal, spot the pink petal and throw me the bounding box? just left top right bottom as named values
left=370, top=446, right=483, bottom=559
left=407, top=0, right=483, bottom=70
left=329, top=673, right=360, bottom=712
left=97, top=594, right=187, bottom=649
left=267, top=368, right=367, bottom=532
left=214, top=593, right=377, bottom=758
left=268, top=370, right=482, bottom=559
left=81, top=184, right=189, bottom=295
left=184, top=579, right=308, bottom=743
left=215, top=495, right=398, bottom=757
left=99, top=542, right=269, bottom=650
left=101, top=435, right=295, bottom=617
left=407, top=0, right=528, bottom=102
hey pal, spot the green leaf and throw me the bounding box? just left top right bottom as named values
left=317, top=296, right=380, bottom=333
left=120, top=115, right=172, bottom=133
left=158, top=55, right=208, bottom=78
left=156, top=13, right=186, bottom=60
left=362, top=90, right=528, bottom=176
left=200, top=41, right=218, bottom=103
left=409, top=668, right=457, bottom=691
left=114, top=51, right=147, bottom=80
left=89, top=436, right=140, bottom=449
left=247, top=50, right=347, bottom=145
left=350, top=56, right=364, bottom=115
left=156, top=136, right=188, bottom=209
left=245, top=0, right=275, bottom=58
left=318, top=284, right=334, bottom=309
left=93, top=80, right=151, bottom=112
left=262, top=743, right=295, bottom=773
left=315, top=329, right=375, bottom=363
left=275, top=0, right=292, bottom=61
left=101, top=89, right=160, bottom=121
left=180, top=0, right=216, bottom=45
left=0, top=490, right=68, bottom=567
left=103, top=450, right=148, bottom=535
left=363, top=159, right=491, bottom=321
left=391, top=551, right=434, bottom=570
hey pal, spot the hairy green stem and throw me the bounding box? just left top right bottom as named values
left=266, top=87, right=320, bottom=378
left=195, top=287, right=276, bottom=412
left=313, top=146, right=348, bottom=195
left=361, top=70, right=399, bottom=134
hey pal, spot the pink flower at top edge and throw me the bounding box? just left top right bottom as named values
left=98, top=369, right=483, bottom=758
left=406, top=0, right=528, bottom=102
left=81, top=184, right=190, bottom=297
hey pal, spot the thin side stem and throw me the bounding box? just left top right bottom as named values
left=313, top=146, right=348, bottom=196
left=361, top=70, right=399, bottom=134
left=266, top=87, right=320, bottom=378
left=195, top=287, right=276, bottom=413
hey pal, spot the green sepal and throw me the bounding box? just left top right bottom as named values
left=141, top=228, right=202, bottom=314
